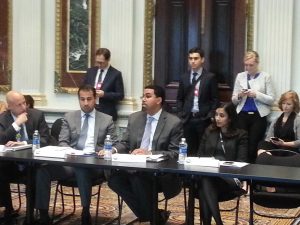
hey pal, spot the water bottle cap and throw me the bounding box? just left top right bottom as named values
left=106, top=135, right=111, bottom=138
left=181, top=138, right=186, bottom=141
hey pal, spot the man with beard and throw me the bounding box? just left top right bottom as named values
left=34, top=85, right=118, bottom=225
left=108, top=85, right=183, bottom=225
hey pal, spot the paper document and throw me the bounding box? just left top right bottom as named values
left=0, top=144, right=32, bottom=152
left=184, top=157, right=220, bottom=167
left=112, top=154, right=147, bottom=162
left=34, top=146, right=72, bottom=158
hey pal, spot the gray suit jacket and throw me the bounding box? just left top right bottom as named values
left=59, top=110, right=117, bottom=151
left=115, top=110, right=183, bottom=159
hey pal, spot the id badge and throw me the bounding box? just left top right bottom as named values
left=96, top=82, right=102, bottom=90
left=194, top=88, right=199, bottom=97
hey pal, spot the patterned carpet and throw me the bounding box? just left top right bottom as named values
left=2, top=183, right=300, bottom=225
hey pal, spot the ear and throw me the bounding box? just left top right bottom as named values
left=201, top=57, right=205, bottom=64
left=157, top=97, right=162, bottom=105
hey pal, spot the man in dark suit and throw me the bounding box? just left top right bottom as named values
left=177, top=47, right=219, bottom=156
left=108, top=85, right=183, bottom=224
left=0, top=91, right=50, bottom=224
left=83, top=48, right=124, bottom=121
left=34, top=84, right=118, bottom=225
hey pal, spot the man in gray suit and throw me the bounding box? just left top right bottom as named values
left=34, top=84, right=118, bottom=225
left=108, top=85, right=183, bottom=225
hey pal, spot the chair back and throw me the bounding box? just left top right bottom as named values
left=251, top=149, right=300, bottom=214
left=50, top=118, right=64, bottom=145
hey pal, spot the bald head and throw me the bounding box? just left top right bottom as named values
left=6, top=91, right=27, bottom=116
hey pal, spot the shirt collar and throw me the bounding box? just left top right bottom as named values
left=81, top=109, right=96, bottom=118
left=191, top=67, right=203, bottom=76
left=147, top=108, right=162, bottom=121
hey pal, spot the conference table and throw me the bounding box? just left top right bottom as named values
left=1, top=149, right=300, bottom=225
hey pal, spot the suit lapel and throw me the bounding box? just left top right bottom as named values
left=137, top=113, right=147, bottom=148
left=198, top=70, right=206, bottom=99
left=101, top=66, right=113, bottom=90
left=94, top=112, right=100, bottom=148
left=75, top=111, right=82, bottom=137
left=151, top=111, right=166, bottom=150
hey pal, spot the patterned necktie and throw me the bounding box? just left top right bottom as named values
left=140, top=116, right=154, bottom=150
left=192, top=72, right=198, bottom=85
left=77, top=114, right=90, bottom=150
left=20, top=124, right=27, bottom=141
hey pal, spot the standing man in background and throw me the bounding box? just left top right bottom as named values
left=83, top=48, right=124, bottom=121
left=177, top=47, right=219, bottom=156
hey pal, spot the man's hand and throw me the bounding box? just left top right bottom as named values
left=131, top=148, right=151, bottom=155
left=98, top=149, right=105, bottom=156
left=96, top=90, right=105, bottom=98
left=15, top=112, right=28, bottom=126
left=5, top=141, right=25, bottom=147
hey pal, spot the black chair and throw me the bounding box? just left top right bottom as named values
left=187, top=180, right=246, bottom=225
left=117, top=175, right=182, bottom=225
left=50, top=118, right=64, bottom=145
left=52, top=177, right=105, bottom=225
left=249, top=149, right=300, bottom=225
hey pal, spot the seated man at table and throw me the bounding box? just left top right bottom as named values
left=0, top=91, right=50, bottom=224
left=34, top=84, right=118, bottom=225
left=108, top=85, right=183, bottom=225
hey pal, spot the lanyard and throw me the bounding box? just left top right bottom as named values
left=219, top=132, right=226, bottom=154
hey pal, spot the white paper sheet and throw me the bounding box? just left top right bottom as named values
left=112, top=154, right=147, bottom=162
left=184, top=157, right=220, bottom=167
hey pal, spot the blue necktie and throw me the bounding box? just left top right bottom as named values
left=140, top=117, right=154, bottom=150
left=77, top=114, right=90, bottom=150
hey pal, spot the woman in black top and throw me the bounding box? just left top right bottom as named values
left=258, top=90, right=300, bottom=155
left=197, top=102, right=248, bottom=225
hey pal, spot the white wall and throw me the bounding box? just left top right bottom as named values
left=2, top=0, right=300, bottom=120
left=4, top=0, right=145, bottom=118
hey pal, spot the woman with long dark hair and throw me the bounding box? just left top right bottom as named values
left=197, top=102, right=248, bottom=225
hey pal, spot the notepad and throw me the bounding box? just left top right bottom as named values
left=0, top=144, right=32, bottom=152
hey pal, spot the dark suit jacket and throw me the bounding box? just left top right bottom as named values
left=0, top=109, right=50, bottom=147
left=59, top=110, right=118, bottom=151
left=177, top=69, right=219, bottom=124
left=84, top=66, right=124, bottom=120
left=115, top=109, right=183, bottom=199
left=198, top=128, right=248, bottom=162
left=115, top=110, right=183, bottom=159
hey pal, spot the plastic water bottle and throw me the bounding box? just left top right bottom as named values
left=104, top=135, right=112, bottom=160
left=178, top=138, right=187, bottom=164
left=32, top=130, right=40, bottom=153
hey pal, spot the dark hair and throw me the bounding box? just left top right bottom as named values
left=144, top=84, right=165, bottom=105
left=210, top=102, right=238, bottom=136
left=77, top=84, right=96, bottom=98
left=24, top=95, right=34, bottom=108
left=95, top=48, right=111, bottom=60
left=188, top=47, right=205, bottom=58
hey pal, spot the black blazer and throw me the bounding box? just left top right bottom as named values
left=177, top=69, right=219, bottom=124
left=198, top=128, right=248, bottom=162
left=0, top=109, right=50, bottom=146
left=84, top=65, right=124, bottom=120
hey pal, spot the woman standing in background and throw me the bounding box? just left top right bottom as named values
left=232, top=51, right=275, bottom=163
